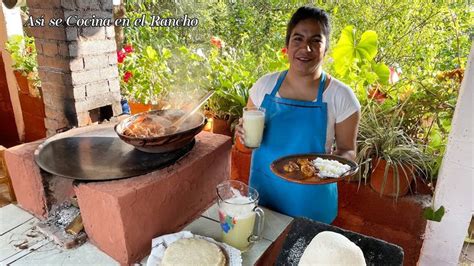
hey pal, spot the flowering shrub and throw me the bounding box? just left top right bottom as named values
left=118, top=44, right=173, bottom=104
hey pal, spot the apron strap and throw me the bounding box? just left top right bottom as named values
left=270, top=70, right=326, bottom=102
left=270, top=70, right=288, bottom=97
left=316, top=71, right=326, bottom=103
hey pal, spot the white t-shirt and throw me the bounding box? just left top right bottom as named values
left=249, top=71, right=361, bottom=153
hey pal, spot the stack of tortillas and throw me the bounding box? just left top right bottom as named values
left=161, top=238, right=226, bottom=266
left=298, top=231, right=366, bottom=266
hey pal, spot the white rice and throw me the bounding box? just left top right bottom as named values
left=312, top=157, right=351, bottom=178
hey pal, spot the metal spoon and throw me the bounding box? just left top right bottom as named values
left=338, top=158, right=373, bottom=178
left=170, top=90, right=215, bottom=129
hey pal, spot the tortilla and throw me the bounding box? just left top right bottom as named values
left=298, top=231, right=366, bottom=266
left=161, top=238, right=226, bottom=266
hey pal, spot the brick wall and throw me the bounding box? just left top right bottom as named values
left=26, top=0, right=121, bottom=136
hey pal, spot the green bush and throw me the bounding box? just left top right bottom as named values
left=120, top=1, right=470, bottom=179
left=5, top=35, right=41, bottom=89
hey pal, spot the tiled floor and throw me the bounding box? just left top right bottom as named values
left=0, top=202, right=292, bottom=265
left=1, top=191, right=471, bottom=265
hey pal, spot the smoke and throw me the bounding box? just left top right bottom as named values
left=156, top=47, right=212, bottom=113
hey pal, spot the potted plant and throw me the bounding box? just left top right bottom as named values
left=118, top=44, right=165, bottom=114
left=204, top=37, right=258, bottom=137
left=5, top=35, right=41, bottom=97
left=356, top=102, right=433, bottom=198
left=5, top=34, right=46, bottom=141
left=118, top=43, right=212, bottom=114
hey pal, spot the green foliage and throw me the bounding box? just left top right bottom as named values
left=423, top=205, right=445, bottom=222
left=5, top=35, right=41, bottom=88
left=121, top=0, right=289, bottom=117
left=356, top=102, right=433, bottom=197
left=330, top=25, right=390, bottom=99
left=120, top=1, right=470, bottom=182
left=119, top=44, right=211, bottom=105
left=323, top=1, right=469, bottom=178
left=206, top=40, right=288, bottom=119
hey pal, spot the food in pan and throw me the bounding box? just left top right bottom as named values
left=122, top=114, right=173, bottom=138
left=121, top=110, right=198, bottom=138
left=161, top=238, right=226, bottom=266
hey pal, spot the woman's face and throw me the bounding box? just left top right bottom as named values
left=287, top=19, right=327, bottom=76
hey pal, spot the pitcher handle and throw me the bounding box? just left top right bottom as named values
left=249, top=206, right=265, bottom=243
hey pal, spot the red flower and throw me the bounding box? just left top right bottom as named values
left=281, top=47, right=287, bottom=55
left=368, top=86, right=387, bottom=104
left=210, top=36, right=222, bottom=49
left=117, top=50, right=126, bottom=63
left=123, top=71, right=133, bottom=83
left=124, top=44, right=133, bottom=54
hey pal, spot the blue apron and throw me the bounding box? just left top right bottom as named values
left=249, top=70, right=337, bottom=224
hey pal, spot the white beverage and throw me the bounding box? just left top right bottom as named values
left=219, top=195, right=257, bottom=251
left=243, top=109, right=265, bottom=148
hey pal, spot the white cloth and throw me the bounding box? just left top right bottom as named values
left=249, top=71, right=361, bottom=153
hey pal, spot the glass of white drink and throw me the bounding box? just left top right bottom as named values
left=242, top=107, right=265, bottom=149
left=216, top=180, right=264, bottom=251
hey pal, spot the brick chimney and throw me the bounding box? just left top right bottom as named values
left=26, top=0, right=121, bottom=136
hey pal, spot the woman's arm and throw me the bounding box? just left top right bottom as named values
left=334, top=111, right=360, bottom=161
left=246, top=97, right=256, bottom=108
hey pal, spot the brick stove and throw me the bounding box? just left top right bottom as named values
left=4, top=0, right=233, bottom=263
left=26, top=0, right=122, bottom=136
left=5, top=123, right=232, bottom=264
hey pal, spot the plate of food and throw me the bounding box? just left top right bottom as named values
left=270, top=154, right=358, bottom=184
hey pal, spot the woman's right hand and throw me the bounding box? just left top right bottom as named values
left=234, top=118, right=245, bottom=144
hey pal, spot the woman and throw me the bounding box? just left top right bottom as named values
left=235, top=6, right=360, bottom=224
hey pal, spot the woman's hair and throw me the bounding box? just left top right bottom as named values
left=285, top=6, right=331, bottom=51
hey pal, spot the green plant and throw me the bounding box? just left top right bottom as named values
left=5, top=34, right=41, bottom=89
left=118, top=43, right=211, bottom=105
left=356, top=102, right=433, bottom=197
left=205, top=37, right=288, bottom=121
left=328, top=25, right=390, bottom=101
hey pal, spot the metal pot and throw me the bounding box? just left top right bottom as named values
left=114, top=109, right=207, bottom=153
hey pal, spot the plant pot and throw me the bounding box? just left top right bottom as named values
left=14, top=71, right=29, bottom=94
left=369, top=158, right=415, bottom=197
left=234, top=137, right=252, bottom=154
left=18, top=92, right=46, bottom=141
left=128, top=101, right=151, bottom=114
left=212, top=117, right=233, bottom=136
left=230, top=145, right=252, bottom=185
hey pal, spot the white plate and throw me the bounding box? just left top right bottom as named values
left=146, top=231, right=242, bottom=266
